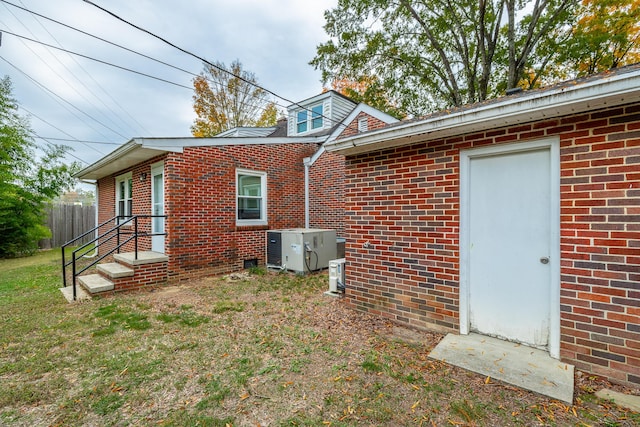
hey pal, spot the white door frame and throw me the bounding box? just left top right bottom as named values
left=459, top=137, right=561, bottom=358
left=150, top=161, right=165, bottom=253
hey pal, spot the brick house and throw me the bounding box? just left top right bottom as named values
left=72, top=91, right=397, bottom=289
left=324, top=64, right=640, bottom=388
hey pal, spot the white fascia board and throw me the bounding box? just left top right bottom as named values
left=325, top=69, right=640, bottom=156
left=75, top=135, right=329, bottom=180
left=179, top=136, right=327, bottom=147
left=75, top=139, right=183, bottom=180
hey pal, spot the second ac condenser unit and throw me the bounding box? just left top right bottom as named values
left=266, top=229, right=337, bottom=274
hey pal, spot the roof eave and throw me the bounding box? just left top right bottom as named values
left=74, top=139, right=179, bottom=180
left=325, top=70, right=640, bottom=156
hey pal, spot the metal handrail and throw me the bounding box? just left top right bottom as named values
left=61, top=215, right=167, bottom=301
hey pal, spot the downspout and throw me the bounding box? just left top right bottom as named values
left=303, top=157, right=311, bottom=229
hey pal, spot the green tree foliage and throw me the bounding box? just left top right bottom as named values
left=191, top=60, right=278, bottom=137
left=564, top=0, right=640, bottom=75
left=0, top=76, right=78, bottom=258
left=329, top=76, right=407, bottom=119
left=311, top=0, right=577, bottom=115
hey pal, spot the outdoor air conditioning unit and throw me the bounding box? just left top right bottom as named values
left=327, top=258, right=346, bottom=295
left=266, top=229, right=337, bottom=274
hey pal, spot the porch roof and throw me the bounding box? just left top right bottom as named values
left=75, top=135, right=326, bottom=180
left=324, top=64, right=640, bottom=156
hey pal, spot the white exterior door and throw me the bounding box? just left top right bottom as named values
left=151, top=162, right=164, bottom=253
left=460, top=139, right=560, bottom=356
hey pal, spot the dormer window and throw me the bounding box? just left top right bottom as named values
left=296, top=104, right=324, bottom=134
left=297, top=111, right=308, bottom=133
left=311, top=105, right=323, bottom=129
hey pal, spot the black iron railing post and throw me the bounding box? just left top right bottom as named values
left=117, top=217, right=121, bottom=254
left=134, top=216, right=139, bottom=260
left=61, top=245, right=67, bottom=288
left=72, top=251, right=77, bottom=301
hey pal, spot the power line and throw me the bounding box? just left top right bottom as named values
left=14, top=0, right=152, bottom=136
left=1, top=55, right=119, bottom=146
left=0, top=29, right=194, bottom=91
left=1, top=0, right=297, bottom=125
left=35, top=135, right=89, bottom=165
left=0, top=7, right=132, bottom=138
left=33, top=136, right=122, bottom=146
left=81, top=0, right=356, bottom=133
left=1, top=0, right=199, bottom=80
left=13, top=0, right=150, bottom=137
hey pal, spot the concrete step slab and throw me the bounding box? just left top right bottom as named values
left=114, top=251, right=168, bottom=266
left=78, top=274, right=114, bottom=294
left=59, top=285, right=91, bottom=302
left=97, top=262, right=134, bottom=278
left=429, top=333, right=574, bottom=404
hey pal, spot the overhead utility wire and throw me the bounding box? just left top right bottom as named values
left=1, top=0, right=289, bottom=120
left=3, top=57, right=109, bottom=155
left=18, top=103, right=89, bottom=142
left=0, top=9, right=130, bottom=138
left=1, top=54, right=117, bottom=148
left=32, top=133, right=89, bottom=165
left=1, top=0, right=198, bottom=78
left=33, top=136, right=121, bottom=146
left=0, top=30, right=193, bottom=91
left=14, top=0, right=152, bottom=136
left=10, top=0, right=148, bottom=137
left=82, top=0, right=356, bottom=133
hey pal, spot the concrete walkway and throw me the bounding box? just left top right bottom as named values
left=429, top=333, right=574, bottom=404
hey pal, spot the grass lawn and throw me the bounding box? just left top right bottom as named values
left=1, top=249, right=639, bottom=426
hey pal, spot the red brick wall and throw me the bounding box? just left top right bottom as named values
left=163, top=143, right=317, bottom=281
left=96, top=155, right=166, bottom=255
left=344, top=102, right=640, bottom=387
left=340, top=111, right=392, bottom=138
left=309, top=149, right=346, bottom=236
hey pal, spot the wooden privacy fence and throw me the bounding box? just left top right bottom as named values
left=39, top=204, right=96, bottom=249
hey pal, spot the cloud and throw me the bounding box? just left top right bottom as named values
left=3, top=0, right=337, bottom=167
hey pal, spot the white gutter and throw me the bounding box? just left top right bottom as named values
left=325, top=67, right=640, bottom=155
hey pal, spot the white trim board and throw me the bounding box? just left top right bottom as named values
left=459, top=137, right=561, bottom=359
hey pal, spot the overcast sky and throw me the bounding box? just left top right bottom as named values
left=0, top=0, right=337, bottom=170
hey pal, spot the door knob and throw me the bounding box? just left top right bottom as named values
left=540, top=257, right=549, bottom=264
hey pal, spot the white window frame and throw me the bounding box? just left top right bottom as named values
left=311, top=104, right=323, bottom=129
left=296, top=103, right=324, bottom=134
left=236, top=169, right=267, bottom=226
left=115, top=172, right=133, bottom=224
left=296, top=110, right=308, bottom=134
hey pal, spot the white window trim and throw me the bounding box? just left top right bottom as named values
left=295, top=103, right=324, bottom=135
left=236, top=169, right=267, bottom=226
left=115, top=172, right=133, bottom=225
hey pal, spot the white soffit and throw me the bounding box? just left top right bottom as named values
left=325, top=68, right=640, bottom=156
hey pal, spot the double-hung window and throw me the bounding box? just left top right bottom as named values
left=116, top=172, right=133, bottom=223
left=236, top=169, right=267, bottom=225
left=296, top=104, right=323, bottom=134
left=311, top=104, right=323, bottom=129
left=296, top=110, right=307, bottom=133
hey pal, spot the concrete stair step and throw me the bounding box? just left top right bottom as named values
left=59, top=285, right=91, bottom=302
left=114, top=251, right=168, bottom=266
left=78, top=274, right=114, bottom=294
left=97, top=262, right=134, bottom=278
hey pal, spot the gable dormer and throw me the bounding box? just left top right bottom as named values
left=287, top=91, right=357, bottom=137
